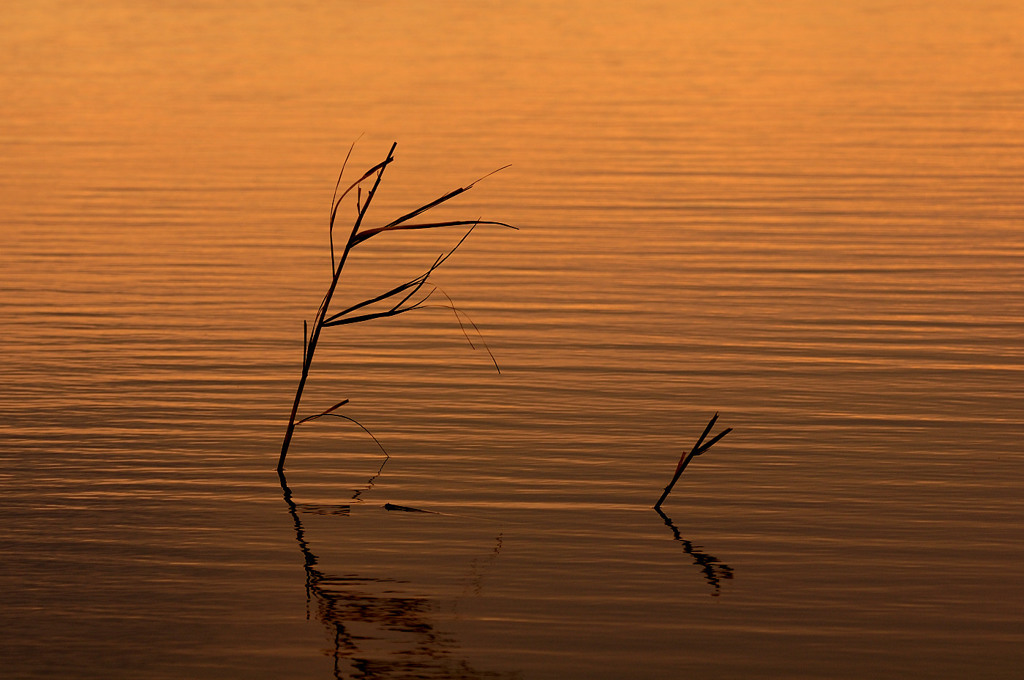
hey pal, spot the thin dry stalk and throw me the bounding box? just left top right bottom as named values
left=278, top=142, right=514, bottom=472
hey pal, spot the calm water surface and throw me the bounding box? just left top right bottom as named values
left=2, top=1, right=1023, bottom=678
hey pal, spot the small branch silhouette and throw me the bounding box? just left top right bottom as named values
left=654, top=413, right=731, bottom=510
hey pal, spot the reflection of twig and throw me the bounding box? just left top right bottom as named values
left=461, top=534, right=503, bottom=598
left=277, top=470, right=514, bottom=678
left=351, top=454, right=389, bottom=503
left=278, top=470, right=321, bottom=613
left=654, top=413, right=732, bottom=509
left=654, top=507, right=734, bottom=597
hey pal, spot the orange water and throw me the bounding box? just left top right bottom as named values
left=2, top=2, right=1022, bottom=678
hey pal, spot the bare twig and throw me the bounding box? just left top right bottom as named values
left=654, top=413, right=732, bottom=510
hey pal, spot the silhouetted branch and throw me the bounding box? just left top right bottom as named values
left=278, top=143, right=513, bottom=471
left=654, top=413, right=732, bottom=510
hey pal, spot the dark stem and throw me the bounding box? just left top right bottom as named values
left=654, top=413, right=731, bottom=510
left=278, top=143, right=397, bottom=472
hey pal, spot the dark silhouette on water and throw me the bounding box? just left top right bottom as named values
left=654, top=413, right=732, bottom=510
left=654, top=506, right=734, bottom=596
left=278, top=143, right=514, bottom=472
left=278, top=469, right=514, bottom=679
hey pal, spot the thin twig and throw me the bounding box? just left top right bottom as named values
left=654, top=413, right=732, bottom=510
left=297, top=412, right=390, bottom=458
left=422, top=288, right=501, bottom=373
left=329, top=141, right=358, bottom=271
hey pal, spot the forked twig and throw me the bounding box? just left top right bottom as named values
left=654, top=413, right=732, bottom=510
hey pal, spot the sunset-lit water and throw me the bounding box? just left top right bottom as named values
left=2, top=2, right=1023, bottom=678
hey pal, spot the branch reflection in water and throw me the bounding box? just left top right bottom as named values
left=653, top=507, right=734, bottom=597
left=277, top=467, right=512, bottom=679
